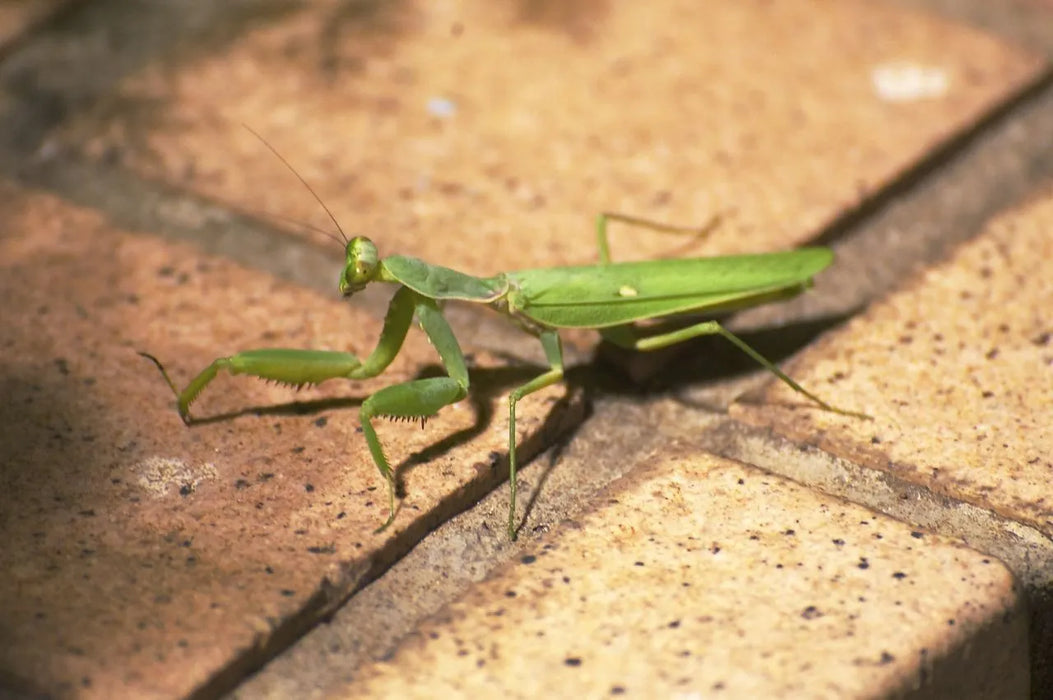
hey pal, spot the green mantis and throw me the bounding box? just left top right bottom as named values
left=144, top=205, right=864, bottom=540
left=143, top=137, right=864, bottom=540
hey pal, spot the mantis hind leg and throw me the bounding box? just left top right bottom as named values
left=595, top=211, right=723, bottom=264
left=600, top=322, right=868, bottom=419
left=506, top=330, right=565, bottom=540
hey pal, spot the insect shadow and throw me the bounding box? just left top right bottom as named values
left=177, top=358, right=580, bottom=514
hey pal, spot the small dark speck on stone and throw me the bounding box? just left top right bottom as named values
left=880, top=651, right=895, bottom=664
left=858, top=558, right=870, bottom=570
left=280, top=589, right=296, bottom=597
left=235, top=479, right=250, bottom=490
left=179, top=484, right=193, bottom=496
left=634, top=561, right=645, bottom=567
left=801, top=605, right=823, bottom=620
left=564, top=657, right=582, bottom=667
left=291, top=446, right=306, bottom=454
left=947, top=618, right=956, bottom=626
left=667, top=619, right=681, bottom=628
left=610, top=686, right=626, bottom=695
left=783, top=529, right=795, bottom=536
left=832, top=538, right=845, bottom=546
left=520, top=554, right=537, bottom=565
left=910, top=531, right=924, bottom=539
left=870, top=436, right=881, bottom=444
left=892, top=571, right=907, bottom=580
left=305, top=483, right=315, bottom=493
left=505, top=590, right=517, bottom=598
left=315, top=416, right=328, bottom=428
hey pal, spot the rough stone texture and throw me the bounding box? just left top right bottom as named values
left=735, top=189, right=1053, bottom=537
left=0, top=0, right=1048, bottom=697
left=350, top=454, right=1027, bottom=699
left=732, top=185, right=1053, bottom=696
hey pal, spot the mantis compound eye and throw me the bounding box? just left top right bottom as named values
left=340, top=236, right=379, bottom=296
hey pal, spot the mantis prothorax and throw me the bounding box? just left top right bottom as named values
left=143, top=139, right=865, bottom=540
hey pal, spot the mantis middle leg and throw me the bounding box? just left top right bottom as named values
left=506, top=329, right=565, bottom=539
left=594, top=211, right=723, bottom=264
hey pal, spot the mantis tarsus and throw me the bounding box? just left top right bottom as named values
left=143, top=143, right=865, bottom=541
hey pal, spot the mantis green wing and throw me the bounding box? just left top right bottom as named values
left=507, top=248, right=833, bottom=328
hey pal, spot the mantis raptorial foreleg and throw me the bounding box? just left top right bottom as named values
left=142, top=286, right=419, bottom=422
left=595, top=211, right=724, bottom=264
left=360, top=292, right=470, bottom=532
left=143, top=285, right=475, bottom=533
left=506, top=330, right=565, bottom=538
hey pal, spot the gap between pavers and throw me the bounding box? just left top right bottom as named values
left=343, top=451, right=1026, bottom=699
left=0, top=181, right=579, bottom=698
left=725, top=187, right=1053, bottom=694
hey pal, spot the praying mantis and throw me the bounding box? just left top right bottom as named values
left=143, top=142, right=865, bottom=541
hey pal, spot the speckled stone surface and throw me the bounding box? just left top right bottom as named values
left=349, top=453, right=1026, bottom=698
left=733, top=188, right=1053, bottom=538
left=53, top=0, right=1043, bottom=275
left=0, top=182, right=574, bottom=698
left=0, top=1, right=1048, bottom=697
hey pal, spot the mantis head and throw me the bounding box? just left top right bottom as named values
left=340, top=236, right=380, bottom=296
